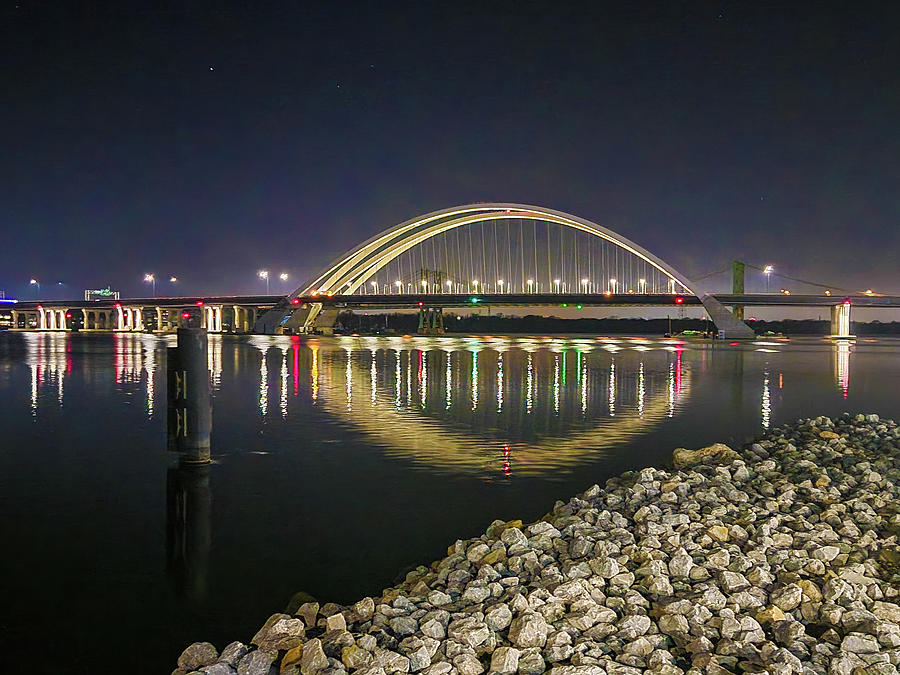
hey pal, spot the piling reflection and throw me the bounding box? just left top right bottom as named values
left=166, top=460, right=211, bottom=602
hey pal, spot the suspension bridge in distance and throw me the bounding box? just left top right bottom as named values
left=4, top=204, right=897, bottom=339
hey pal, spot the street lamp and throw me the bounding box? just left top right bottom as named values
left=446, top=280, right=453, bottom=293
left=639, top=278, right=646, bottom=294
left=421, top=279, right=428, bottom=292
left=609, top=278, right=617, bottom=293
left=29, top=278, right=40, bottom=296
left=764, top=265, right=774, bottom=293
left=395, top=280, right=402, bottom=294
left=258, top=269, right=269, bottom=294
left=554, top=279, right=561, bottom=293
left=169, top=276, right=178, bottom=283
left=143, top=273, right=155, bottom=297
left=280, top=273, right=289, bottom=284
left=497, top=279, right=504, bottom=293
left=527, top=279, right=534, bottom=293
left=370, top=280, right=377, bottom=294
left=472, top=280, right=479, bottom=293
left=581, top=278, right=589, bottom=293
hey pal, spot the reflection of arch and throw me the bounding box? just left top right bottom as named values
left=298, top=204, right=694, bottom=297
left=311, top=339, right=692, bottom=476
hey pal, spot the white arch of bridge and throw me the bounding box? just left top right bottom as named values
left=295, top=203, right=694, bottom=297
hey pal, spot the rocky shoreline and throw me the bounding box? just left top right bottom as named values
left=174, top=413, right=900, bottom=675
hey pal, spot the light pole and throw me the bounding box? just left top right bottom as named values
left=169, top=276, right=178, bottom=284
left=420, top=279, right=428, bottom=293
left=143, top=273, right=155, bottom=297
left=472, top=280, right=479, bottom=294
left=764, top=265, right=774, bottom=293
left=280, top=273, right=289, bottom=291
left=258, top=270, right=269, bottom=294
left=446, top=280, right=453, bottom=293
left=554, top=278, right=561, bottom=294
left=639, top=278, right=646, bottom=294
left=581, top=278, right=589, bottom=293
left=370, top=280, right=377, bottom=295
left=395, top=280, right=402, bottom=295
left=527, top=279, right=534, bottom=294
left=29, top=278, right=40, bottom=297
left=497, top=279, right=504, bottom=294
left=609, top=278, right=617, bottom=294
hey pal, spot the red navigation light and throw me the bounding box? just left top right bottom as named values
left=65, top=312, right=72, bottom=318
left=36, top=304, right=42, bottom=309
left=843, top=299, right=851, bottom=306
left=114, top=302, right=121, bottom=308
left=291, top=297, right=300, bottom=305
left=729, top=342, right=740, bottom=346
left=181, top=312, right=191, bottom=319
left=674, top=296, right=684, bottom=304
left=195, top=301, right=204, bottom=306
left=417, top=301, right=424, bottom=307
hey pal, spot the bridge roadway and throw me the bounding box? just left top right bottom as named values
left=3, top=292, right=897, bottom=334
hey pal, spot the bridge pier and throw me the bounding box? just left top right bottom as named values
left=167, top=328, right=212, bottom=461
left=830, top=301, right=853, bottom=339
left=418, top=307, right=445, bottom=335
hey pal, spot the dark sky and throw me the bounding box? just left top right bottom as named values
left=2, top=1, right=898, bottom=298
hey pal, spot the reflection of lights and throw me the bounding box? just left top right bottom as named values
left=471, top=351, right=478, bottom=411
left=418, top=350, right=427, bottom=408
left=258, top=349, right=269, bottom=416
left=445, top=350, right=452, bottom=410
left=145, top=342, right=155, bottom=417
left=667, top=361, right=675, bottom=418
left=310, top=344, right=319, bottom=403
left=675, top=349, right=682, bottom=395
left=345, top=349, right=353, bottom=410
left=608, top=361, right=615, bottom=417
left=30, top=364, right=38, bottom=417
left=761, top=370, right=771, bottom=429
left=292, top=342, right=300, bottom=396
left=503, top=443, right=511, bottom=477
left=835, top=340, right=850, bottom=399
left=394, top=350, right=402, bottom=408
left=526, top=352, right=533, bottom=414
left=581, top=355, right=588, bottom=416
left=370, top=349, right=377, bottom=405
left=553, top=354, right=560, bottom=414
left=497, top=352, right=504, bottom=413
left=637, top=362, right=645, bottom=417
left=280, top=349, right=289, bottom=418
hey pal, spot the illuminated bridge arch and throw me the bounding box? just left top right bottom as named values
left=298, top=203, right=695, bottom=297
left=257, top=203, right=754, bottom=337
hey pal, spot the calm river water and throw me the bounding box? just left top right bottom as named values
left=0, top=332, right=897, bottom=673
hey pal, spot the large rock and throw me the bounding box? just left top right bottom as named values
left=508, top=612, right=549, bottom=648
left=672, top=443, right=737, bottom=469
left=489, top=647, right=520, bottom=674
left=178, top=642, right=219, bottom=671
left=237, top=650, right=278, bottom=675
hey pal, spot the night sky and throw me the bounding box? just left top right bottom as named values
left=3, top=1, right=898, bottom=299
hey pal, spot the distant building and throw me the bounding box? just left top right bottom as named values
left=84, top=287, right=120, bottom=301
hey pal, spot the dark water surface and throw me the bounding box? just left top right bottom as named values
left=0, top=332, right=897, bottom=673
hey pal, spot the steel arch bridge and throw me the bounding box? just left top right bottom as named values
left=256, top=203, right=754, bottom=337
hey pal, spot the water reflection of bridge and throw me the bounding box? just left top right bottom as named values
left=13, top=333, right=857, bottom=453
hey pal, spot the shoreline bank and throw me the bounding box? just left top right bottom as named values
left=174, top=413, right=900, bottom=675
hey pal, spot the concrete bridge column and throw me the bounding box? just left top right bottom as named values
left=37, top=306, right=46, bottom=330
left=134, top=308, right=143, bottom=331
left=155, top=307, right=164, bottom=332
left=830, top=301, right=852, bottom=338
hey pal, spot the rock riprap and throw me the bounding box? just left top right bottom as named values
left=173, top=414, right=900, bottom=675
